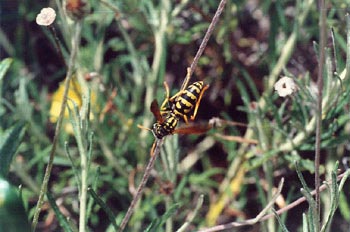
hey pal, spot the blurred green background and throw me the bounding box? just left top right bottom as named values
left=1, top=0, right=350, bottom=231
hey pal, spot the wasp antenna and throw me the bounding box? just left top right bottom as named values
left=137, top=124, right=152, bottom=132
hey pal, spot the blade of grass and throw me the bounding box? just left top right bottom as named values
left=88, top=187, right=119, bottom=231
left=272, top=208, right=289, bottom=232
left=64, top=141, right=81, bottom=193
left=176, top=194, right=204, bottom=232
left=0, top=122, right=26, bottom=178
left=47, top=192, right=74, bottom=232
left=145, top=203, right=180, bottom=232
left=302, top=213, right=308, bottom=232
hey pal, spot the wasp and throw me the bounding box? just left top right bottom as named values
left=138, top=79, right=210, bottom=139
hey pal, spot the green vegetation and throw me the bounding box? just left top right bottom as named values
left=1, top=0, right=350, bottom=231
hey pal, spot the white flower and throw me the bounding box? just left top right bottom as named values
left=36, top=7, right=56, bottom=26
left=274, top=76, right=298, bottom=97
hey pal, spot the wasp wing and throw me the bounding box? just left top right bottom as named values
left=174, top=123, right=212, bottom=135
left=150, top=99, right=164, bottom=123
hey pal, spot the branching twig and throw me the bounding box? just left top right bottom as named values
left=198, top=178, right=284, bottom=232
left=199, top=171, right=348, bottom=232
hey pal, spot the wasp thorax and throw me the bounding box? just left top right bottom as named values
left=152, top=112, right=179, bottom=139
left=152, top=123, right=168, bottom=139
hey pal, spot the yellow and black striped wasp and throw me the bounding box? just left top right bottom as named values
left=138, top=70, right=210, bottom=139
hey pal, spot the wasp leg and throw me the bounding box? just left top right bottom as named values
left=168, top=67, right=192, bottom=103
left=179, top=67, right=191, bottom=92
left=160, top=81, right=172, bottom=115
left=168, top=89, right=184, bottom=103
left=137, top=124, right=153, bottom=132
left=190, top=84, right=209, bottom=121
left=150, top=140, right=157, bottom=157
left=183, top=115, right=189, bottom=124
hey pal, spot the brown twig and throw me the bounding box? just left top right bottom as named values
left=118, top=139, right=164, bottom=231
left=181, top=0, right=227, bottom=91
left=198, top=172, right=348, bottom=232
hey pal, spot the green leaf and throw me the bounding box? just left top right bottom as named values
left=0, top=122, right=26, bottom=178
left=302, top=213, right=308, bottom=232
left=339, top=190, right=350, bottom=220
left=0, top=58, right=12, bottom=82
left=88, top=187, right=119, bottom=231
left=295, top=161, right=313, bottom=197
left=144, top=203, right=180, bottom=232
left=272, top=208, right=289, bottom=232
left=0, top=178, right=31, bottom=232
left=47, top=191, right=73, bottom=232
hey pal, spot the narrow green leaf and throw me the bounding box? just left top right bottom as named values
left=47, top=192, right=73, bottom=232
left=295, top=161, right=313, bottom=201
left=176, top=195, right=204, bottom=232
left=307, top=207, right=315, bottom=232
left=86, top=167, right=100, bottom=220
left=272, top=208, right=289, bottom=232
left=64, top=142, right=81, bottom=193
left=321, top=173, right=337, bottom=232
left=0, top=58, right=12, bottom=82
left=0, top=122, right=26, bottom=178
left=339, top=191, right=350, bottom=220
left=338, top=169, right=350, bottom=192
left=321, top=163, right=341, bottom=232
left=88, top=187, right=119, bottom=231
left=302, top=213, right=308, bottom=232
left=300, top=189, right=315, bottom=210
left=144, top=203, right=180, bottom=232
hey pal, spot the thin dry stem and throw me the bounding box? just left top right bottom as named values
left=199, top=178, right=284, bottom=232
left=118, top=139, right=164, bottom=231
left=32, top=21, right=82, bottom=231
left=199, top=171, right=348, bottom=232
left=181, top=0, right=227, bottom=90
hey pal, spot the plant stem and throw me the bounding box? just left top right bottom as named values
left=77, top=120, right=88, bottom=232
left=315, top=0, right=327, bottom=230
left=31, top=21, right=82, bottom=231
left=118, top=138, right=164, bottom=231
left=183, top=0, right=227, bottom=90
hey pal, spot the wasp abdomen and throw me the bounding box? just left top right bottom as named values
left=173, top=81, right=205, bottom=118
